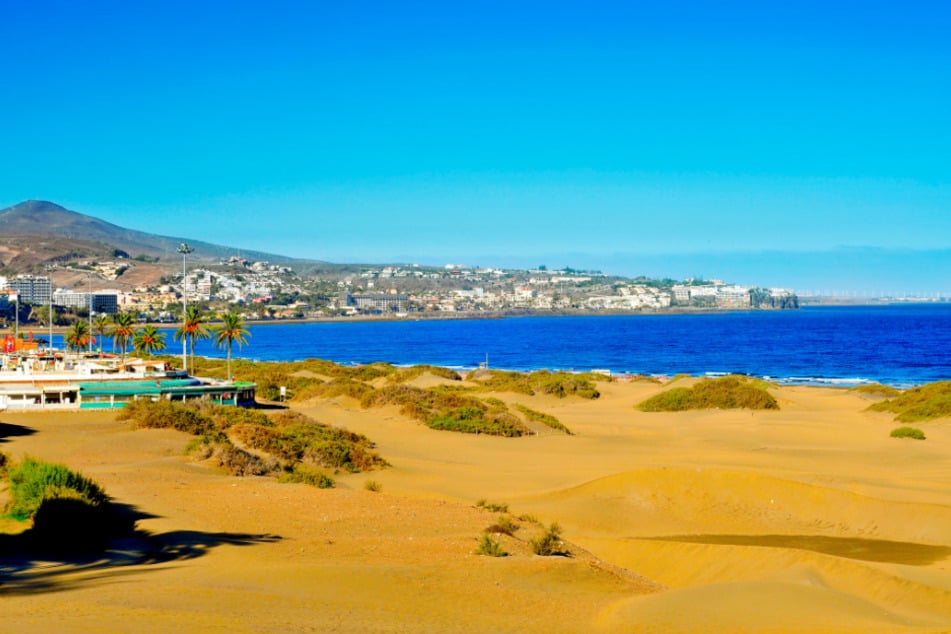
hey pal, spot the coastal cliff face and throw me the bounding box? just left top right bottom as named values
left=750, top=289, right=800, bottom=310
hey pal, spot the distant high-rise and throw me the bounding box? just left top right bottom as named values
left=5, top=275, right=52, bottom=305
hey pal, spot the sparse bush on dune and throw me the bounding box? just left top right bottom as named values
left=868, top=381, right=951, bottom=422
left=293, top=378, right=377, bottom=402
left=514, top=404, right=573, bottom=435
left=637, top=376, right=779, bottom=412
left=890, top=426, right=926, bottom=440
left=467, top=369, right=602, bottom=399
left=485, top=515, right=519, bottom=536
left=475, top=499, right=509, bottom=513
left=389, top=365, right=462, bottom=383
left=531, top=522, right=568, bottom=556
left=363, top=384, right=531, bottom=436
left=364, top=479, right=382, bottom=492
left=466, top=370, right=536, bottom=395
left=279, top=464, right=335, bottom=488
left=208, top=442, right=281, bottom=476
left=474, top=532, right=507, bottom=557
left=852, top=383, right=902, bottom=398
left=119, top=400, right=387, bottom=484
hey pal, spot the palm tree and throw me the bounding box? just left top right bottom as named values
left=92, top=314, right=111, bottom=356
left=132, top=324, right=167, bottom=358
left=212, top=311, right=250, bottom=381
left=111, top=312, right=136, bottom=365
left=64, top=320, right=91, bottom=352
left=174, top=305, right=212, bottom=371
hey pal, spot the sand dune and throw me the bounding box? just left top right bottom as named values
left=1, top=379, right=949, bottom=632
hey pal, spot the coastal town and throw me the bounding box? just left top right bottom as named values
left=0, top=255, right=798, bottom=327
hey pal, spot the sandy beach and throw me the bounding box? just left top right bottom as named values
left=2, top=376, right=950, bottom=633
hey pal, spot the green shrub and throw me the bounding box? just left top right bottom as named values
left=514, top=404, right=573, bottom=435
left=4, top=457, right=109, bottom=521
left=868, top=381, right=951, bottom=422
left=637, top=376, right=778, bottom=412
left=531, top=522, right=568, bottom=556
left=279, top=464, right=335, bottom=488
left=890, top=426, right=926, bottom=440
left=474, top=533, right=507, bottom=557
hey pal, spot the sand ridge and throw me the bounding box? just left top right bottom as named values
left=1, top=379, right=950, bottom=632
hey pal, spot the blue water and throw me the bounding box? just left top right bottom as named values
left=153, top=304, right=950, bottom=388
left=51, top=304, right=945, bottom=387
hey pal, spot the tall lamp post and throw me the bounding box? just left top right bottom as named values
left=87, top=273, right=93, bottom=354
left=178, top=243, right=194, bottom=373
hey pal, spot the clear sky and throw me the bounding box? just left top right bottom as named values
left=3, top=1, right=950, bottom=293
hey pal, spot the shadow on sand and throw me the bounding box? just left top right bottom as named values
left=641, top=534, right=951, bottom=566
left=0, top=422, right=36, bottom=444
left=0, top=502, right=281, bottom=595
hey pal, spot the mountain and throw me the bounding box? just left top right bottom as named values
left=0, top=200, right=305, bottom=264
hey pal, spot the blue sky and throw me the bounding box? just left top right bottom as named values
left=3, top=1, right=950, bottom=292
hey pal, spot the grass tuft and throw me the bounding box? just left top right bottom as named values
left=364, top=479, right=382, bottom=492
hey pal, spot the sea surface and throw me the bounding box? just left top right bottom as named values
left=161, top=304, right=951, bottom=388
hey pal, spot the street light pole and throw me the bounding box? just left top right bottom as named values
left=178, top=243, right=194, bottom=373
left=88, top=273, right=93, bottom=354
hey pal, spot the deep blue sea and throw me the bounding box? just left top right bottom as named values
left=152, top=304, right=951, bottom=388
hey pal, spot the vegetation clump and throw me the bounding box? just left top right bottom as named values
left=890, top=426, right=926, bottom=440
left=852, top=383, right=902, bottom=398
left=118, top=400, right=386, bottom=484
left=364, top=479, right=382, bottom=492
left=475, top=499, right=510, bottom=513
left=637, top=376, right=779, bottom=412
left=531, top=522, right=569, bottom=556
left=468, top=369, right=602, bottom=399
left=5, top=456, right=109, bottom=521
left=388, top=365, right=462, bottom=383
left=867, top=381, right=951, bottom=422
left=1, top=456, right=129, bottom=553
left=279, top=464, right=335, bottom=488
left=485, top=515, right=519, bottom=536
left=363, top=385, right=530, bottom=436
left=474, top=533, right=507, bottom=557
left=513, top=404, right=573, bottom=435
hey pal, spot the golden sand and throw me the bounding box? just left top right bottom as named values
left=1, top=379, right=949, bottom=633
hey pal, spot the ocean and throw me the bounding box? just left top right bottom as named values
left=168, top=304, right=951, bottom=388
